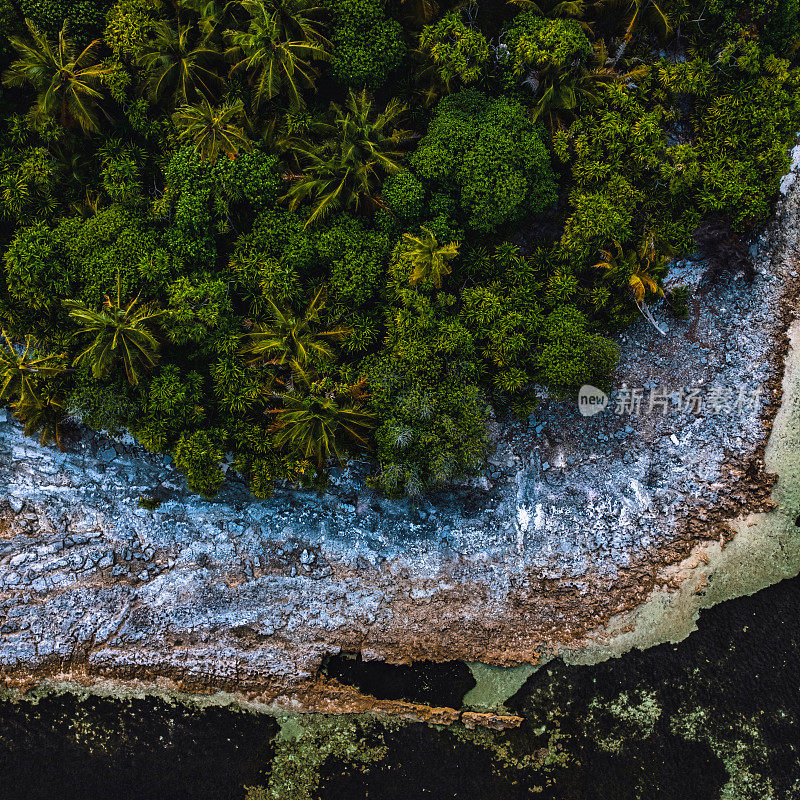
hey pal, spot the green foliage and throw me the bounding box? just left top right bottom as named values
left=64, top=275, right=163, bottom=386
left=283, top=90, right=412, bottom=226
left=12, top=384, right=66, bottom=447
left=130, top=364, right=205, bottom=452
left=166, top=273, right=232, bottom=345
left=161, top=146, right=279, bottom=258
left=57, top=205, right=159, bottom=303
left=173, top=428, right=226, bottom=497
left=325, top=0, right=406, bottom=88
left=316, top=215, right=390, bottom=305
left=394, top=226, right=460, bottom=289
left=0, top=330, right=64, bottom=403
left=225, top=0, right=330, bottom=111
left=419, top=12, right=489, bottom=89
left=538, top=306, right=619, bottom=391
left=368, top=291, right=488, bottom=495
left=66, top=367, right=139, bottom=432
left=241, top=288, right=346, bottom=385
left=104, top=0, right=158, bottom=60
left=707, top=0, right=800, bottom=52
left=381, top=169, right=425, bottom=223
left=173, top=98, right=251, bottom=162
left=3, top=22, right=112, bottom=135
left=4, top=221, right=71, bottom=308
left=409, top=89, right=558, bottom=230
left=19, top=0, right=109, bottom=38
left=137, top=21, right=220, bottom=106
left=272, top=386, right=377, bottom=468
left=505, top=12, right=591, bottom=73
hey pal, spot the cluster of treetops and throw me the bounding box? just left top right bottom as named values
left=0, top=0, right=797, bottom=498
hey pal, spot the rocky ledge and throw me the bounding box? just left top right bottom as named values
left=2, top=155, right=800, bottom=723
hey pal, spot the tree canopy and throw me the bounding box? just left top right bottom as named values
left=0, top=0, right=797, bottom=497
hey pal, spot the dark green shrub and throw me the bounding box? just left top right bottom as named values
left=409, top=89, right=557, bottom=231
left=173, top=429, right=226, bottom=498
left=325, top=0, right=406, bottom=88
left=382, top=170, right=425, bottom=224
left=537, top=307, right=619, bottom=392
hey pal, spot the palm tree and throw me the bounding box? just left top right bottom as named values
left=510, top=0, right=592, bottom=29
left=594, top=235, right=668, bottom=334
left=595, top=0, right=672, bottom=61
left=173, top=97, right=252, bottom=161
left=64, top=277, right=163, bottom=386
left=12, top=390, right=66, bottom=449
left=271, top=391, right=376, bottom=468
left=283, top=90, right=412, bottom=226
left=180, top=0, right=240, bottom=36
left=257, top=0, right=329, bottom=44
left=138, top=22, right=220, bottom=105
left=225, top=0, right=329, bottom=112
left=524, top=42, right=623, bottom=133
left=0, top=331, right=64, bottom=403
left=2, top=22, right=111, bottom=134
left=241, top=288, right=347, bottom=384
left=402, top=227, right=460, bottom=288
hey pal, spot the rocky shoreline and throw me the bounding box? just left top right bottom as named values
left=1, top=150, right=800, bottom=723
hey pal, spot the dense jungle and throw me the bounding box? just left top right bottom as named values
left=0, top=0, right=798, bottom=498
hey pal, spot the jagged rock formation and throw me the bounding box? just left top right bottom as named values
left=1, top=155, right=799, bottom=721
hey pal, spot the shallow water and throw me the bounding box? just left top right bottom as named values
left=1, top=572, right=798, bottom=800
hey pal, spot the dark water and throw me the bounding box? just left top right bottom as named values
left=1, top=575, right=799, bottom=800
left=322, top=653, right=476, bottom=707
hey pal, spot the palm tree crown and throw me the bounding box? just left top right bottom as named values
left=272, top=391, right=376, bottom=468
left=283, top=90, right=412, bottom=226
left=64, top=277, right=163, bottom=386
left=139, top=21, right=220, bottom=105
left=242, top=288, right=347, bottom=385
left=173, top=97, right=251, bottom=162
left=594, top=235, right=667, bottom=302
left=0, top=331, right=64, bottom=403
left=2, top=22, right=111, bottom=134
left=225, top=0, right=329, bottom=111
left=402, top=227, right=460, bottom=288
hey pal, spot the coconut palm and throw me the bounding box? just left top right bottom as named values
left=255, top=0, right=329, bottom=44
left=526, top=42, right=624, bottom=133
left=594, top=234, right=669, bottom=334
left=12, top=390, right=66, bottom=449
left=225, top=0, right=329, bottom=111
left=2, top=22, right=111, bottom=134
left=242, top=288, right=347, bottom=384
left=271, top=391, right=376, bottom=468
left=596, top=0, right=672, bottom=61
left=180, top=0, right=240, bottom=35
left=283, top=90, right=412, bottom=226
left=173, top=97, right=251, bottom=161
left=0, top=331, right=64, bottom=403
left=64, top=277, right=163, bottom=386
left=402, top=227, right=460, bottom=288
left=138, top=22, right=221, bottom=105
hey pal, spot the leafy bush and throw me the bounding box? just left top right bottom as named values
left=20, top=0, right=109, bottom=37
left=1, top=0, right=799, bottom=501
left=173, top=429, right=226, bottom=497
left=409, top=89, right=558, bottom=231
left=381, top=170, right=425, bottom=224
left=325, top=0, right=406, bottom=88
left=4, top=221, right=71, bottom=308
left=419, top=11, right=489, bottom=87
left=505, top=12, right=591, bottom=74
